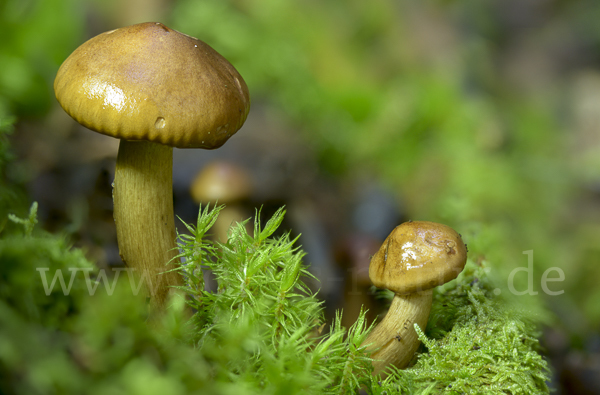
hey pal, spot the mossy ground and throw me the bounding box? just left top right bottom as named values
left=0, top=199, right=551, bottom=394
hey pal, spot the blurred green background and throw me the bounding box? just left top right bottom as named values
left=2, top=0, right=600, bottom=393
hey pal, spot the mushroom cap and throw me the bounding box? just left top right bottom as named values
left=189, top=161, right=252, bottom=205
left=369, top=221, right=467, bottom=295
left=54, top=22, right=250, bottom=149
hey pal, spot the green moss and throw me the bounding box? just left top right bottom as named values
left=0, top=202, right=551, bottom=394
left=412, top=292, right=548, bottom=393
left=175, top=205, right=374, bottom=394
left=0, top=214, right=92, bottom=328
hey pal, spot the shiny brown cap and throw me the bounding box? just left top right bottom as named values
left=54, top=22, right=250, bottom=149
left=190, top=161, right=252, bottom=205
left=369, top=221, right=467, bottom=294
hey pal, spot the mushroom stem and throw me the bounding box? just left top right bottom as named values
left=363, top=289, right=433, bottom=375
left=113, top=139, right=181, bottom=308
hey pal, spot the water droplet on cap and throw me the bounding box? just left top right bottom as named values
left=155, top=117, right=166, bottom=129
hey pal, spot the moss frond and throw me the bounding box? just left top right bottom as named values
left=176, top=205, right=375, bottom=393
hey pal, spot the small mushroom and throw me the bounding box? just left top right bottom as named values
left=54, top=22, right=250, bottom=308
left=362, top=221, right=467, bottom=375
left=190, top=161, right=252, bottom=206
left=189, top=160, right=253, bottom=242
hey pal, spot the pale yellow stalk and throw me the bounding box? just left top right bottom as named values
left=113, top=139, right=181, bottom=308
left=363, top=290, right=433, bottom=376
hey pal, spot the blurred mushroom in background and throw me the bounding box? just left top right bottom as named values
left=189, top=160, right=254, bottom=242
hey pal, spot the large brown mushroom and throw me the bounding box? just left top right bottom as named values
left=54, top=22, right=250, bottom=308
left=362, top=221, right=467, bottom=375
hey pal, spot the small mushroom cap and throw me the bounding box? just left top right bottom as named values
left=369, top=221, right=467, bottom=294
left=54, top=22, right=250, bottom=149
left=189, top=161, right=252, bottom=205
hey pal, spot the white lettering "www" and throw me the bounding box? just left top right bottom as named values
left=35, top=268, right=154, bottom=296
